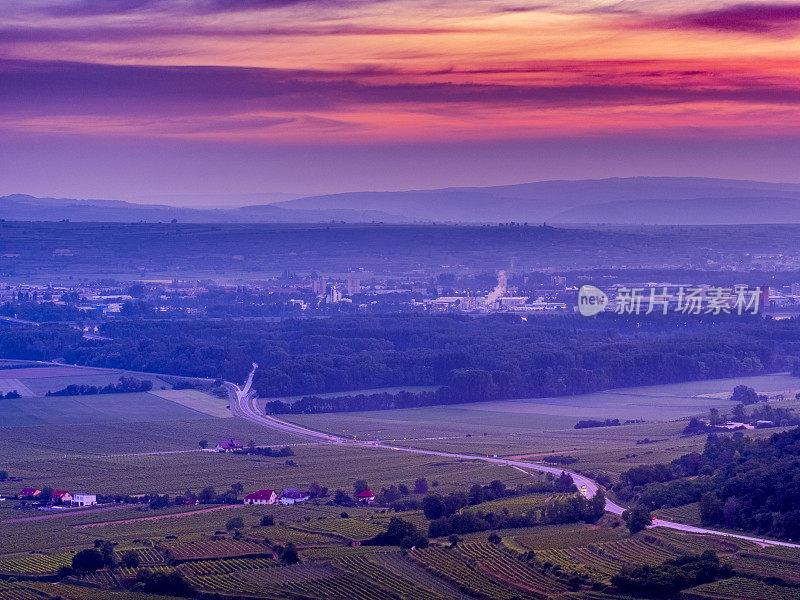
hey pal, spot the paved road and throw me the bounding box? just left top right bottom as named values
left=228, top=368, right=799, bottom=548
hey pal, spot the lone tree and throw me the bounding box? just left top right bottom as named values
left=198, top=487, right=216, bottom=504
left=121, top=550, right=140, bottom=568
left=282, top=542, right=299, bottom=565
left=198, top=440, right=208, bottom=449
left=622, top=505, right=652, bottom=534
left=226, top=516, right=244, bottom=531
left=72, top=549, right=105, bottom=573
left=730, top=385, right=761, bottom=405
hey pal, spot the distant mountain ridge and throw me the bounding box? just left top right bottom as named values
left=0, top=194, right=403, bottom=223
left=5, top=177, right=800, bottom=224
left=273, top=177, right=800, bottom=224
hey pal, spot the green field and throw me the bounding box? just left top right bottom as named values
left=0, top=392, right=213, bottom=427
left=149, top=389, right=232, bottom=418
left=0, top=439, right=535, bottom=499
left=284, top=373, right=800, bottom=466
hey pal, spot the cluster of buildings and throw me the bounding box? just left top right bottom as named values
left=17, top=488, right=97, bottom=507
left=244, top=488, right=376, bottom=506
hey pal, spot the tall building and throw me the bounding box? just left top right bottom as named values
left=346, top=276, right=361, bottom=296
left=311, top=277, right=327, bottom=296
left=326, top=285, right=342, bottom=303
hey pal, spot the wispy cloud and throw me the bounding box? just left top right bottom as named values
left=41, top=0, right=378, bottom=16
left=3, top=57, right=800, bottom=121
left=650, top=3, right=800, bottom=35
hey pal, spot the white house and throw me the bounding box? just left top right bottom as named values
left=72, top=493, right=97, bottom=507
left=244, top=489, right=277, bottom=505
left=278, top=488, right=310, bottom=505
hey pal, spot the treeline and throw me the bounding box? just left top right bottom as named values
left=387, top=473, right=577, bottom=514
left=0, top=301, right=87, bottom=323
left=615, top=427, right=800, bottom=540
left=1, top=313, right=798, bottom=411
left=611, top=551, right=730, bottom=596
left=574, top=418, right=621, bottom=429
left=428, top=491, right=606, bottom=537
left=45, top=376, right=153, bottom=396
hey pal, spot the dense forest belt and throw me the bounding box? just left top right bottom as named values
left=6, top=221, right=800, bottom=277
left=2, top=313, right=796, bottom=413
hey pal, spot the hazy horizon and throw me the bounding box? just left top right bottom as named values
left=3, top=1, right=800, bottom=204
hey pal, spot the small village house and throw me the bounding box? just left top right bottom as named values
left=278, top=488, right=310, bottom=505
left=244, top=489, right=277, bottom=505
left=356, top=490, right=376, bottom=505
left=72, top=493, right=97, bottom=507
left=215, top=439, right=243, bottom=452
left=51, top=490, right=73, bottom=504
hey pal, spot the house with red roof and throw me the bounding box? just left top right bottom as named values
left=51, top=490, right=72, bottom=504
left=244, top=489, right=277, bottom=505
left=215, top=439, right=243, bottom=452
left=356, top=490, right=375, bottom=505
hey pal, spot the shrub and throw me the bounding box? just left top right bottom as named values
left=72, top=549, right=104, bottom=573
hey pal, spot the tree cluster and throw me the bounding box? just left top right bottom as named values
left=611, top=551, right=731, bottom=596
left=45, top=376, right=152, bottom=397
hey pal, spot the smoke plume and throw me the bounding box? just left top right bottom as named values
left=486, top=270, right=507, bottom=304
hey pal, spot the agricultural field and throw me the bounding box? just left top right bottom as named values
left=683, top=577, right=800, bottom=600
left=149, top=389, right=231, bottom=418
left=0, top=364, right=172, bottom=397
left=511, top=523, right=629, bottom=550
left=1, top=440, right=535, bottom=502
left=653, top=502, right=702, bottom=526
left=0, top=392, right=210, bottom=427
left=284, top=373, right=800, bottom=461
left=162, top=539, right=268, bottom=561
left=292, top=517, right=385, bottom=541
left=0, top=496, right=794, bottom=600
left=286, top=373, right=799, bottom=438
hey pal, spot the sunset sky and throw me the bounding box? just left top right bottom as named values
left=3, top=0, right=800, bottom=201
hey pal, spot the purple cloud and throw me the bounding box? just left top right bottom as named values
left=657, top=3, right=800, bottom=34
left=2, top=58, right=800, bottom=125
left=44, top=0, right=163, bottom=16
left=42, top=0, right=372, bottom=16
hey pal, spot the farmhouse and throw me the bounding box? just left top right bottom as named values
left=51, top=490, right=72, bottom=504
left=18, top=488, right=41, bottom=499
left=72, top=493, right=97, bottom=507
left=278, top=488, right=310, bottom=505
left=244, top=489, right=277, bottom=505
left=216, top=439, right=243, bottom=452
left=356, top=490, right=376, bottom=505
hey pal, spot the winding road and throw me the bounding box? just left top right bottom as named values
left=226, top=365, right=800, bottom=549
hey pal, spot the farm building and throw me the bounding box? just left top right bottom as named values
left=244, top=489, right=277, bottom=505
left=278, top=488, right=310, bottom=505
left=215, top=439, right=243, bottom=452
left=72, top=493, right=97, bottom=507
left=51, top=490, right=72, bottom=504
left=18, top=488, right=41, bottom=499
left=356, top=490, right=376, bottom=505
